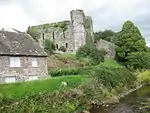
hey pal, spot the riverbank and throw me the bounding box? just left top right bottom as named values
left=0, top=60, right=149, bottom=113
left=90, top=85, right=150, bottom=113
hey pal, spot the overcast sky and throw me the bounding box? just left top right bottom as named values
left=0, top=0, right=150, bottom=46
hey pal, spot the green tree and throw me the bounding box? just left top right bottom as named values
left=94, top=30, right=116, bottom=43
left=44, top=39, right=55, bottom=55
left=115, top=21, right=148, bottom=68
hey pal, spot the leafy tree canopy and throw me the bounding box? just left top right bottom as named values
left=94, top=30, right=116, bottom=43
left=115, top=21, right=148, bottom=68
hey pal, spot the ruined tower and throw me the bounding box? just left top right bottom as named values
left=70, top=9, right=86, bottom=51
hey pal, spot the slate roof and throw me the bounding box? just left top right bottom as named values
left=0, top=29, right=47, bottom=57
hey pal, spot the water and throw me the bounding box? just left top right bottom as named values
left=90, top=85, right=150, bottom=113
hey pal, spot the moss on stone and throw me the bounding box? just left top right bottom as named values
left=53, top=21, right=69, bottom=31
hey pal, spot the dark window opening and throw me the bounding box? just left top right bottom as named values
left=66, top=43, right=68, bottom=48
left=42, top=33, right=44, bottom=41
left=56, top=44, right=58, bottom=49
left=52, top=32, right=55, bottom=39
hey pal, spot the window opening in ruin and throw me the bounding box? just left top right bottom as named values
left=56, top=44, right=59, bottom=49
left=52, top=32, right=55, bottom=39
left=42, top=33, right=44, bottom=40
left=66, top=43, right=68, bottom=48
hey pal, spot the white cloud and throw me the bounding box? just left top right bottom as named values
left=0, top=1, right=35, bottom=31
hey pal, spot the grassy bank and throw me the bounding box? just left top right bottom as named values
left=0, top=75, right=85, bottom=99
left=1, top=57, right=147, bottom=113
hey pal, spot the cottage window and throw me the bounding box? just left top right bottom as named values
left=32, top=58, right=38, bottom=67
left=4, top=76, right=16, bottom=83
left=10, top=57, right=20, bottom=67
left=28, top=75, right=38, bottom=81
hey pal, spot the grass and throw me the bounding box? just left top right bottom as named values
left=55, top=53, right=76, bottom=60
left=101, top=59, right=124, bottom=68
left=0, top=75, right=85, bottom=99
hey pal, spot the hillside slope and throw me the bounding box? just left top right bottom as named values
left=47, top=54, right=83, bottom=69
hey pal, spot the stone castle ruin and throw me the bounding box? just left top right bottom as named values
left=28, top=9, right=115, bottom=59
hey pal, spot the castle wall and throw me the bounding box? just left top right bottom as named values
left=85, top=16, right=94, bottom=46
left=96, top=39, right=116, bottom=59
left=70, top=10, right=86, bottom=51
left=29, top=9, right=94, bottom=53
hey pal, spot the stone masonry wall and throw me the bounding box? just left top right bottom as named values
left=96, top=39, right=116, bottom=59
left=0, top=56, right=48, bottom=83
left=70, top=10, right=86, bottom=51
left=29, top=9, right=94, bottom=53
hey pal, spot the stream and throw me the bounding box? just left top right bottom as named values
left=90, top=85, right=150, bottom=113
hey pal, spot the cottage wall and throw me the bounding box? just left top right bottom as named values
left=0, top=56, right=48, bottom=83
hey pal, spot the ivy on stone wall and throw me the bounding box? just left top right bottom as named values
left=53, top=21, right=68, bottom=31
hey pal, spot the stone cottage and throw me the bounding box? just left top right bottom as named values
left=0, top=28, right=48, bottom=83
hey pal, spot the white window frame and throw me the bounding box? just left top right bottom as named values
left=28, top=75, right=38, bottom=81
left=4, top=76, right=16, bottom=83
left=31, top=58, right=38, bottom=67
left=10, top=57, right=21, bottom=67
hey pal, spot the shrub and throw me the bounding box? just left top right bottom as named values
left=50, top=68, right=79, bottom=77
left=137, top=70, right=150, bottom=84
left=44, top=39, right=55, bottom=55
left=76, top=45, right=105, bottom=65
left=91, top=66, right=136, bottom=89
left=59, top=46, right=66, bottom=52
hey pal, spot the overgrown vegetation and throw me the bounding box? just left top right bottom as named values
left=137, top=70, right=150, bottom=84
left=76, top=45, right=105, bottom=65
left=94, top=30, right=116, bottom=43
left=44, top=39, right=55, bottom=55
left=0, top=62, right=137, bottom=113
left=26, top=27, right=40, bottom=41
left=53, top=21, right=68, bottom=31
left=59, top=46, right=66, bottom=52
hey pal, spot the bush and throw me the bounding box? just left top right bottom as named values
left=137, top=70, right=150, bottom=84
left=50, top=68, right=79, bottom=77
left=91, top=66, right=136, bottom=89
left=59, top=46, right=66, bottom=52
left=76, top=45, right=105, bottom=65
left=44, top=39, right=55, bottom=55
left=125, top=52, right=150, bottom=69
left=49, top=66, right=96, bottom=77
